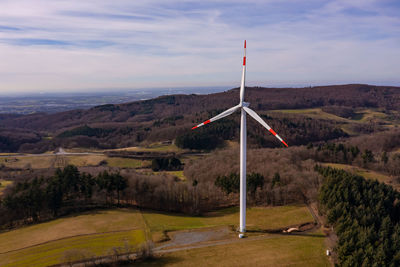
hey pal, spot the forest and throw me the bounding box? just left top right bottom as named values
left=0, top=166, right=128, bottom=227
left=318, top=166, right=400, bottom=266
left=0, top=84, right=398, bottom=153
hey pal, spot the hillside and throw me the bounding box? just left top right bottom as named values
left=1, top=84, right=400, bottom=153
left=2, top=84, right=400, bottom=266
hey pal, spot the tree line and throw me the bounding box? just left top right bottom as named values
left=317, top=165, right=400, bottom=266
left=0, top=165, right=127, bottom=227
left=215, top=172, right=264, bottom=196
left=151, top=157, right=182, bottom=171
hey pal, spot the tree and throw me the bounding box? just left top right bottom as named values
left=382, top=151, right=389, bottom=164
left=247, top=173, right=264, bottom=196
left=215, top=173, right=239, bottom=194
left=362, top=149, right=374, bottom=164
left=318, top=166, right=400, bottom=266
left=46, top=176, right=63, bottom=216
left=114, top=173, right=128, bottom=205
left=272, top=172, right=281, bottom=188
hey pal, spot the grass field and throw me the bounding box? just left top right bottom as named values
left=0, top=154, right=149, bottom=169
left=106, top=157, right=149, bottom=168
left=0, top=179, right=12, bottom=195
left=143, top=205, right=313, bottom=233
left=0, top=204, right=325, bottom=267
left=0, top=209, right=146, bottom=253
left=351, top=109, right=388, bottom=123
left=0, top=156, right=54, bottom=169
left=2, top=229, right=145, bottom=267
left=324, top=163, right=390, bottom=183
left=272, top=107, right=399, bottom=126
left=142, top=231, right=329, bottom=267
left=0, top=209, right=146, bottom=267
left=109, top=143, right=181, bottom=153
left=67, top=154, right=107, bottom=166
left=271, top=108, right=351, bottom=123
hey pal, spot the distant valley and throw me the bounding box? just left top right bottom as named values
left=0, top=86, right=228, bottom=114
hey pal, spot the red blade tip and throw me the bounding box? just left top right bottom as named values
left=282, top=140, right=289, bottom=147
left=192, top=126, right=197, bottom=130
left=244, top=40, right=246, bottom=48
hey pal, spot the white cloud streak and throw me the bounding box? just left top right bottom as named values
left=0, top=0, right=399, bottom=93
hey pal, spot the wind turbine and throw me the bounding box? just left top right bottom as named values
left=192, top=40, right=288, bottom=237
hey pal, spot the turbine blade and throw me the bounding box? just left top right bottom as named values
left=243, top=107, right=289, bottom=147
left=239, top=40, right=246, bottom=103
left=192, top=105, right=240, bottom=130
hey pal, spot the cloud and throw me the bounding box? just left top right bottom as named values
left=0, top=0, right=399, bottom=92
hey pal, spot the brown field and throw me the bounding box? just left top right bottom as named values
left=0, top=205, right=328, bottom=266
left=0, top=209, right=145, bottom=253
left=0, top=154, right=150, bottom=170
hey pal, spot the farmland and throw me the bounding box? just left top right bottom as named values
left=0, top=209, right=146, bottom=266
left=142, top=205, right=313, bottom=233
left=142, top=231, right=329, bottom=267
left=0, top=154, right=149, bottom=169
left=0, top=205, right=325, bottom=266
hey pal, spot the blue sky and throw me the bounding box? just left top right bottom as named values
left=0, top=0, right=399, bottom=93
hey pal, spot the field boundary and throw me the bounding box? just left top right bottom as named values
left=0, top=228, right=139, bottom=255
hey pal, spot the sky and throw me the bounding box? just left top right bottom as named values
left=0, top=0, right=399, bottom=94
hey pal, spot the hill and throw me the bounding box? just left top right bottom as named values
left=1, top=84, right=400, bottom=153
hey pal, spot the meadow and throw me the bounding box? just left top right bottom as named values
left=324, top=163, right=391, bottom=183
left=271, top=108, right=351, bottom=122
left=141, top=231, right=329, bottom=267
left=0, top=154, right=148, bottom=169
left=0, top=209, right=146, bottom=266
left=271, top=108, right=391, bottom=124
left=0, top=205, right=323, bottom=266
left=142, top=205, right=313, bottom=233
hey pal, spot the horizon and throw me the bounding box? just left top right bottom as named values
left=0, top=0, right=399, bottom=93
left=1, top=82, right=400, bottom=97
left=0, top=82, right=400, bottom=98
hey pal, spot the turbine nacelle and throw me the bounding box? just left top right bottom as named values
left=240, top=102, right=250, bottom=108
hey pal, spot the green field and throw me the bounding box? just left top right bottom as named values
left=271, top=108, right=399, bottom=136
left=106, top=157, right=149, bottom=168
left=271, top=108, right=350, bottom=122
left=0, top=205, right=321, bottom=266
left=351, top=109, right=388, bottom=123
left=110, top=143, right=182, bottom=153
left=0, top=209, right=145, bottom=253
left=143, top=205, right=313, bottom=232
left=2, top=229, right=145, bottom=267
left=142, top=231, right=329, bottom=267
left=0, top=154, right=149, bottom=169
left=0, top=209, right=146, bottom=266
left=272, top=108, right=397, bottom=126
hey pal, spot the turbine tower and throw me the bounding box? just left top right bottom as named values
left=192, top=41, right=288, bottom=237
